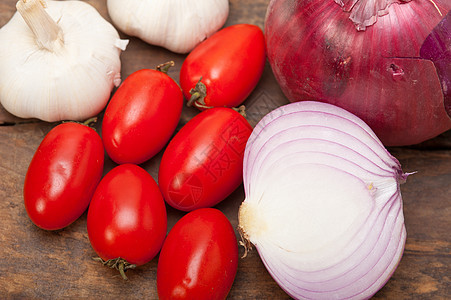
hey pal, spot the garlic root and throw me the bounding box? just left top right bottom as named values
left=16, top=0, right=63, bottom=52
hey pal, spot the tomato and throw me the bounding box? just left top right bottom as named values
left=157, top=208, right=238, bottom=300
left=102, top=65, right=183, bottom=164
left=23, top=122, right=104, bottom=231
left=158, top=107, right=252, bottom=211
left=87, top=164, right=167, bottom=277
left=179, top=24, right=266, bottom=110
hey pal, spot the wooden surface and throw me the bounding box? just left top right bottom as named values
left=0, top=0, right=450, bottom=299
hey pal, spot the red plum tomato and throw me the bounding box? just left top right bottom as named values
left=102, top=66, right=183, bottom=164
left=24, top=122, right=104, bottom=230
left=180, top=24, right=266, bottom=110
left=158, top=107, right=252, bottom=211
left=157, top=208, right=238, bottom=300
left=87, top=164, right=167, bottom=272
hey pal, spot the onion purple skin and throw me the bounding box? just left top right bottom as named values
left=420, top=11, right=451, bottom=115
left=265, top=0, right=451, bottom=146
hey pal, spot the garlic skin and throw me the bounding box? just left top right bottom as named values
left=0, top=0, right=128, bottom=122
left=107, top=0, right=229, bottom=54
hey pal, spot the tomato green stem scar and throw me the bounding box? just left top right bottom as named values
left=187, top=78, right=247, bottom=116
left=82, top=117, right=98, bottom=127
left=92, top=257, right=136, bottom=280
left=232, top=105, right=247, bottom=118
left=156, top=61, right=175, bottom=74
left=187, top=77, right=210, bottom=108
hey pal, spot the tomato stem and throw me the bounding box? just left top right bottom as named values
left=156, top=61, right=175, bottom=74
left=82, top=117, right=98, bottom=127
left=61, top=117, right=98, bottom=129
left=187, top=77, right=208, bottom=108
left=232, top=105, right=247, bottom=118
left=118, top=261, right=127, bottom=280
left=92, top=257, right=136, bottom=280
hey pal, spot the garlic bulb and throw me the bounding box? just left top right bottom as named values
left=107, top=0, right=229, bottom=54
left=0, top=0, right=128, bottom=122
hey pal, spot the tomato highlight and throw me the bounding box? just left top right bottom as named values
left=158, top=107, right=252, bottom=211
left=24, top=122, right=104, bottom=230
left=157, top=208, right=238, bottom=300
left=180, top=24, right=266, bottom=110
left=87, top=164, right=167, bottom=279
left=102, top=64, right=183, bottom=164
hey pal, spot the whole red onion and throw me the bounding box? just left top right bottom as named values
left=265, top=0, right=451, bottom=146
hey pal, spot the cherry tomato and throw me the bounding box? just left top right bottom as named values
left=87, top=164, right=167, bottom=277
left=23, top=122, right=104, bottom=231
left=157, top=208, right=238, bottom=300
left=158, top=107, right=252, bottom=211
left=180, top=24, right=266, bottom=110
left=102, top=64, right=183, bottom=164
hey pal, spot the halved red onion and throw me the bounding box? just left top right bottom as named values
left=238, top=101, right=409, bottom=300
left=265, top=0, right=451, bottom=146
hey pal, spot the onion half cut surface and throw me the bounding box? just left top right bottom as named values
left=238, top=101, right=409, bottom=300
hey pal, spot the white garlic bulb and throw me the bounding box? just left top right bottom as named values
left=0, top=0, right=128, bottom=122
left=107, top=0, right=229, bottom=54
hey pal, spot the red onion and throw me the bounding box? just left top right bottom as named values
left=265, top=0, right=451, bottom=146
left=238, top=101, right=409, bottom=299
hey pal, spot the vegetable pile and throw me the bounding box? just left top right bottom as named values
left=6, top=0, right=447, bottom=298
left=7, top=0, right=266, bottom=297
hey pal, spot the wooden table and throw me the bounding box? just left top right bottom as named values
left=1, top=0, right=450, bottom=299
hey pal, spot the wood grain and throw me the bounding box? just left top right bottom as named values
left=0, top=0, right=450, bottom=299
